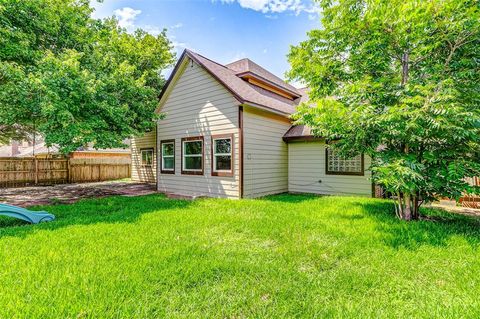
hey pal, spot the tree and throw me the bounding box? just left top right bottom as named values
left=0, top=0, right=175, bottom=152
left=288, top=0, right=480, bottom=220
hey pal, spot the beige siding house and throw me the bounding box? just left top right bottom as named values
left=131, top=49, right=373, bottom=198
left=243, top=106, right=290, bottom=197
left=155, top=58, right=240, bottom=198
left=131, top=130, right=157, bottom=183
left=288, top=141, right=372, bottom=196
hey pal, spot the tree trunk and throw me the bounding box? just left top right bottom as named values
left=395, top=192, right=421, bottom=221
left=397, top=192, right=404, bottom=219
left=401, top=51, right=409, bottom=86
left=404, top=194, right=412, bottom=221
left=412, top=195, right=420, bottom=220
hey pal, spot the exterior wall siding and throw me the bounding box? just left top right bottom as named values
left=156, top=58, right=240, bottom=198
left=288, top=141, right=372, bottom=197
left=131, top=130, right=156, bottom=183
left=243, top=106, right=291, bottom=198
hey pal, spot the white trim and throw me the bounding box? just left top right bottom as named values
left=141, top=149, right=154, bottom=167
left=155, top=57, right=190, bottom=115
left=161, top=142, right=175, bottom=171
left=212, top=137, right=233, bottom=173
left=182, top=139, right=203, bottom=172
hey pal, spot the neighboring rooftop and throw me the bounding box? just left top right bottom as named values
left=0, top=138, right=130, bottom=158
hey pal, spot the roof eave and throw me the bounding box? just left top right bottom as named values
left=184, top=50, right=244, bottom=105
left=282, top=135, right=323, bottom=143
left=237, top=71, right=301, bottom=98
left=156, top=49, right=295, bottom=118
left=241, top=101, right=292, bottom=118
left=157, top=50, right=187, bottom=102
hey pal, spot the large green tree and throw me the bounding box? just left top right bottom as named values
left=288, top=0, right=480, bottom=220
left=0, top=0, right=174, bottom=151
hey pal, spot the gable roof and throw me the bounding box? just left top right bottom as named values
left=158, top=49, right=304, bottom=116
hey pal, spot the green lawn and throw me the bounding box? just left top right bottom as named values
left=0, top=194, right=479, bottom=318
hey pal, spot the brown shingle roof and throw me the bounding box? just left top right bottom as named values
left=186, top=50, right=301, bottom=115
left=158, top=49, right=316, bottom=139
left=282, top=125, right=323, bottom=142
left=226, top=58, right=301, bottom=97
left=158, top=49, right=305, bottom=116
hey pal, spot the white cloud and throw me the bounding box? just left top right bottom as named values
left=216, top=0, right=315, bottom=15
left=169, top=35, right=188, bottom=51
left=265, top=14, right=278, bottom=19
left=172, top=40, right=188, bottom=49
left=114, top=7, right=141, bottom=30
left=93, top=3, right=170, bottom=36
left=170, top=23, right=184, bottom=29
left=143, top=25, right=162, bottom=35
left=305, top=4, right=321, bottom=20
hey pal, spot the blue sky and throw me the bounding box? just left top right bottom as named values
left=91, top=0, right=320, bottom=86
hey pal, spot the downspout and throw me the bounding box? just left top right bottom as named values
left=239, top=106, right=244, bottom=198
left=156, top=122, right=159, bottom=190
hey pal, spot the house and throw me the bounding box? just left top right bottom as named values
left=131, top=49, right=373, bottom=198
left=0, top=136, right=130, bottom=159
left=0, top=136, right=43, bottom=157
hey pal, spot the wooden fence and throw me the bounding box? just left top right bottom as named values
left=0, top=157, right=131, bottom=188
left=69, top=158, right=131, bottom=184
left=459, top=177, right=480, bottom=208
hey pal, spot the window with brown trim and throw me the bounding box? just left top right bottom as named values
left=181, top=136, right=204, bottom=175
left=160, top=140, right=175, bottom=174
left=325, top=148, right=364, bottom=176
left=140, top=148, right=154, bottom=167
left=211, top=134, right=233, bottom=177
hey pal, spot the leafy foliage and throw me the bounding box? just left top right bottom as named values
left=288, top=0, right=480, bottom=219
left=0, top=0, right=175, bottom=152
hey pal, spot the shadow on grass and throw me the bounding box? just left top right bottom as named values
left=0, top=194, right=192, bottom=239
left=262, top=193, right=480, bottom=249
left=355, top=200, right=480, bottom=249
left=261, top=193, right=322, bottom=203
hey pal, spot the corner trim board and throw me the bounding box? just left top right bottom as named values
left=239, top=106, right=244, bottom=198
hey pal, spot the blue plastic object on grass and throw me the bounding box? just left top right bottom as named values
left=0, top=203, right=55, bottom=224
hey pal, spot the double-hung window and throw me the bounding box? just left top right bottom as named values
left=181, top=136, right=204, bottom=175
left=160, top=140, right=175, bottom=174
left=325, top=147, right=364, bottom=176
left=211, top=134, right=233, bottom=176
left=141, top=148, right=154, bottom=167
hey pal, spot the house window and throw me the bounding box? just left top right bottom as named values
left=141, top=148, right=154, bottom=167
left=181, top=136, right=204, bottom=175
left=325, top=148, right=364, bottom=176
left=161, top=140, right=175, bottom=174
left=212, top=134, right=233, bottom=176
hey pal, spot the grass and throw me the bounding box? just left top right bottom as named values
left=0, top=194, right=479, bottom=318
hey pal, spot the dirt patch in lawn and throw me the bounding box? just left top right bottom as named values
left=0, top=181, right=157, bottom=207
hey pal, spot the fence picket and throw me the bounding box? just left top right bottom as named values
left=0, top=157, right=131, bottom=188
